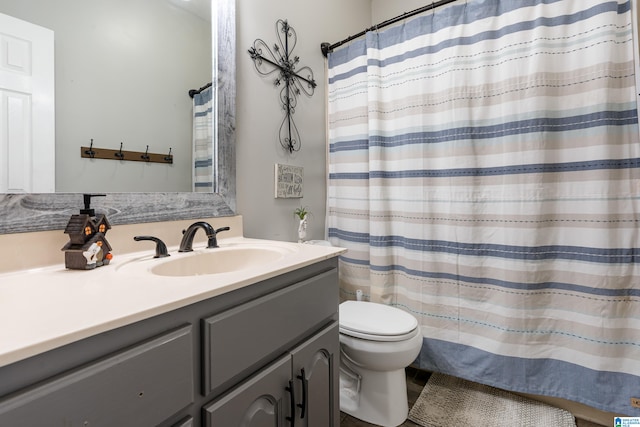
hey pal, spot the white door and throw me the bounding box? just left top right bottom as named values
left=0, top=12, right=54, bottom=193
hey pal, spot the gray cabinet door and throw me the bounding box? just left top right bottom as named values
left=290, top=321, right=340, bottom=427
left=203, top=354, right=292, bottom=427
left=0, top=325, right=194, bottom=427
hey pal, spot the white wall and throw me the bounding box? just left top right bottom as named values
left=236, top=0, right=371, bottom=241
left=371, top=0, right=435, bottom=23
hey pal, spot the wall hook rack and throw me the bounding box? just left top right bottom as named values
left=80, top=141, right=174, bottom=164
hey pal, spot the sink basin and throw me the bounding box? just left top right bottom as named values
left=149, top=246, right=292, bottom=277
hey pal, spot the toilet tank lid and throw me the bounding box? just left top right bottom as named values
left=339, top=301, right=418, bottom=336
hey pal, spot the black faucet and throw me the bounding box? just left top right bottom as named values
left=133, top=236, right=170, bottom=258
left=179, top=222, right=230, bottom=252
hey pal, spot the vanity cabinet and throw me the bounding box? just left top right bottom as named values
left=204, top=321, right=339, bottom=427
left=0, top=258, right=339, bottom=427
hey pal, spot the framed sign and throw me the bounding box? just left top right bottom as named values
left=274, top=164, right=303, bottom=198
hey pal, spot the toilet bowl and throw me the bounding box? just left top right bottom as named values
left=339, top=300, right=422, bottom=427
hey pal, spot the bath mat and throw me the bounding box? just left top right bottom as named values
left=408, top=373, right=576, bottom=427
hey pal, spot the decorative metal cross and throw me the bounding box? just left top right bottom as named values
left=248, top=19, right=316, bottom=153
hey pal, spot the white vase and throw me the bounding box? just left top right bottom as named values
left=297, top=216, right=308, bottom=243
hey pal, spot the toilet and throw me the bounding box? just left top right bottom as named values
left=339, top=300, right=422, bottom=427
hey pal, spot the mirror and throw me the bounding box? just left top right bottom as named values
left=0, top=0, right=236, bottom=234
left=0, top=0, right=224, bottom=193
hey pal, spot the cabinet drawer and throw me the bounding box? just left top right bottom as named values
left=0, top=325, right=194, bottom=427
left=202, top=268, right=338, bottom=395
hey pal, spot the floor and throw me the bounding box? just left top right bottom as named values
left=339, top=367, right=608, bottom=427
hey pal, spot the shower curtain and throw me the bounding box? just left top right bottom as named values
left=192, top=86, right=214, bottom=192
left=327, top=0, right=640, bottom=415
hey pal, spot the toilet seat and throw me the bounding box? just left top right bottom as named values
left=339, top=301, right=419, bottom=342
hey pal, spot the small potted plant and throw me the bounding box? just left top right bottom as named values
left=294, top=206, right=308, bottom=220
left=294, top=206, right=309, bottom=242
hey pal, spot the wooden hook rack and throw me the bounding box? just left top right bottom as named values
left=80, top=142, right=173, bottom=164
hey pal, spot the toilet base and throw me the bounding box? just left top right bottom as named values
left=339, top=364, right=409, bottom=427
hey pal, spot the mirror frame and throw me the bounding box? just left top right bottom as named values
left=0, top=0, right=236, bottom=235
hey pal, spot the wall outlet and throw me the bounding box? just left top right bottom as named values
left=631, top=397, right=640, bottom=408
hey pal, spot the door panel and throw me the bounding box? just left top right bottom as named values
left=0, top=12, right=54, bottom=192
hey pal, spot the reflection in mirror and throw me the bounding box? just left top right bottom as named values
left=0, top=0, right=236, bottom=234
left=1, top=0, right=213, bottom=192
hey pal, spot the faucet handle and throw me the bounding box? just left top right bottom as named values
left=133, top=236, right=170, bottom=258
left=208, top=226, right=230, bottom=248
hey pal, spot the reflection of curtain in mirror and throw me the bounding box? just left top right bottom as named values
left=192, top=86, right=214, bottom=192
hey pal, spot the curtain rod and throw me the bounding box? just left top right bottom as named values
left=188, top=82, right=212, bottom=98
left=321, top=0, right=459, bottom=57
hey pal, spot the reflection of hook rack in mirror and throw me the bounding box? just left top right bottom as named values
left=84, top=139, right=96, bottom=158
left=164, top=148, right=173, bottom=164
left=80, top=141, right=174, bottom=165
left=115, top=142, right=125, bottom=160
left=141, top=145, right=150, bottom=162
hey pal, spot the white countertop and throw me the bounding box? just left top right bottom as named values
left=0, top=237, right=345, bottom=368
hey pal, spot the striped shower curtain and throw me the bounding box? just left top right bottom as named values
left=327, top=0, right=640, bottom=416
left=192, top=86, right=214, bottom=192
